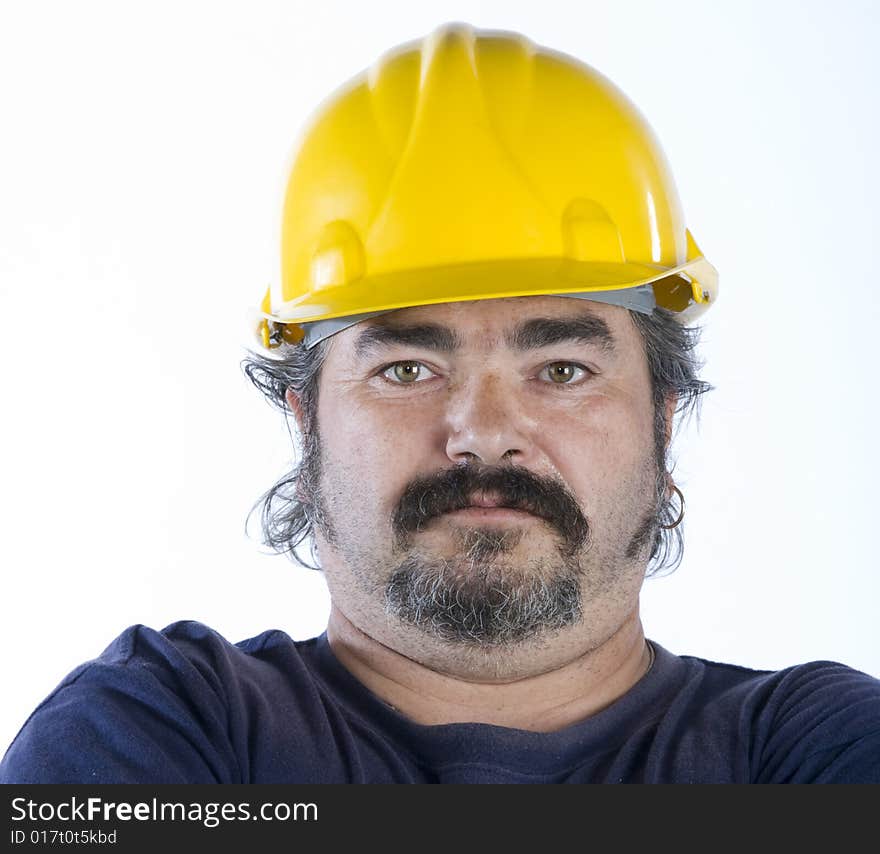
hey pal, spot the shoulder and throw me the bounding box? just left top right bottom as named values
left=0, top=620, right=322, bottom=784
left=680, top=651, right=880, bottom=782
left=111, top=619, right=310, bottom=687
left=43, top=619, right=314, bottom=716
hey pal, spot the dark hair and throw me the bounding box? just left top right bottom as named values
left=241, top=306, right=714, bottom=578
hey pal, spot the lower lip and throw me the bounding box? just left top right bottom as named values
left=444, top=507, right=540, bottom=522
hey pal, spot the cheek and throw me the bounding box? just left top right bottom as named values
left=318, top=395, right=426, bottom=512
left=321, top=394, right=420, bottom=461
left=543, top=397, right=656, bottom=499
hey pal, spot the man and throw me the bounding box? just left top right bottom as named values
left=2, top=23, right=878, bottom=783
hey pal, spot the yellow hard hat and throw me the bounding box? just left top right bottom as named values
left=256, top=22, right=718, bottom=350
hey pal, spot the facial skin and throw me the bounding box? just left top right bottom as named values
left=286, top=295, right=676, bottom=731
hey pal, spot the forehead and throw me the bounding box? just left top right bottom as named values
left=331, top=295, right=640, bottom=361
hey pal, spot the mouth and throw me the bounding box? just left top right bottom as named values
left=445, top=506, right=539, bottom=521
left=443, top=493, right=541, bottom=523
left=466, top=491, right=500, bottom=508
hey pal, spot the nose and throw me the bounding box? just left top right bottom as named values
left=444, top=370, right=535, bottom=466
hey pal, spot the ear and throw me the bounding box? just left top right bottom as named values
left=285, top=388, right=306, bottom=433
left=663, top=393, right=678, bottom=449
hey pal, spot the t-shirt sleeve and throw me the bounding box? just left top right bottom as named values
left=754, top=660, right=880, bottom=783
left=0, top=624, right=240, bottom=784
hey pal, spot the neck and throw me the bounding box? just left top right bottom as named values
left=325, top=605, right=653, bottom=733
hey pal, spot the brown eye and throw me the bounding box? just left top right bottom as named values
left=541, top=363, right=589, bottom=385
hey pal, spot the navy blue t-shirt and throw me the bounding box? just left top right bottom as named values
left=1, top=620, right=878, bottom=783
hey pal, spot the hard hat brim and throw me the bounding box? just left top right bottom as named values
left=255, top=252, right=718, bottom=350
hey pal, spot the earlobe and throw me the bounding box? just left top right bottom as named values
left=285, top=388, right=305, bottom=432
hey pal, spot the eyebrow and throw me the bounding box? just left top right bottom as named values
left=353, top=311, right=618, bottom=359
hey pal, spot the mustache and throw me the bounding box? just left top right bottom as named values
left=391, top=462, right=590, bottom=551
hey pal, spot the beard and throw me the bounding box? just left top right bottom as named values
left=384, top=524, right=584, bottom=647
left=305, top=459, right=590, bottom=648
left=302, top=432, right=662, bottom=652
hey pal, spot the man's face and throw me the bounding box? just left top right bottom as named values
left=291, top=296, right=667, bottom=668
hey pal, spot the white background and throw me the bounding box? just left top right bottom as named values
left=1, top=0, right=878, bottom=752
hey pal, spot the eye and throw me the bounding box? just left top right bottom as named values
left=539, top=362, right=593, bottom=386
left=376, top=360, right=593, bottom=387
left=378, top=360, right=437, bottom=385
